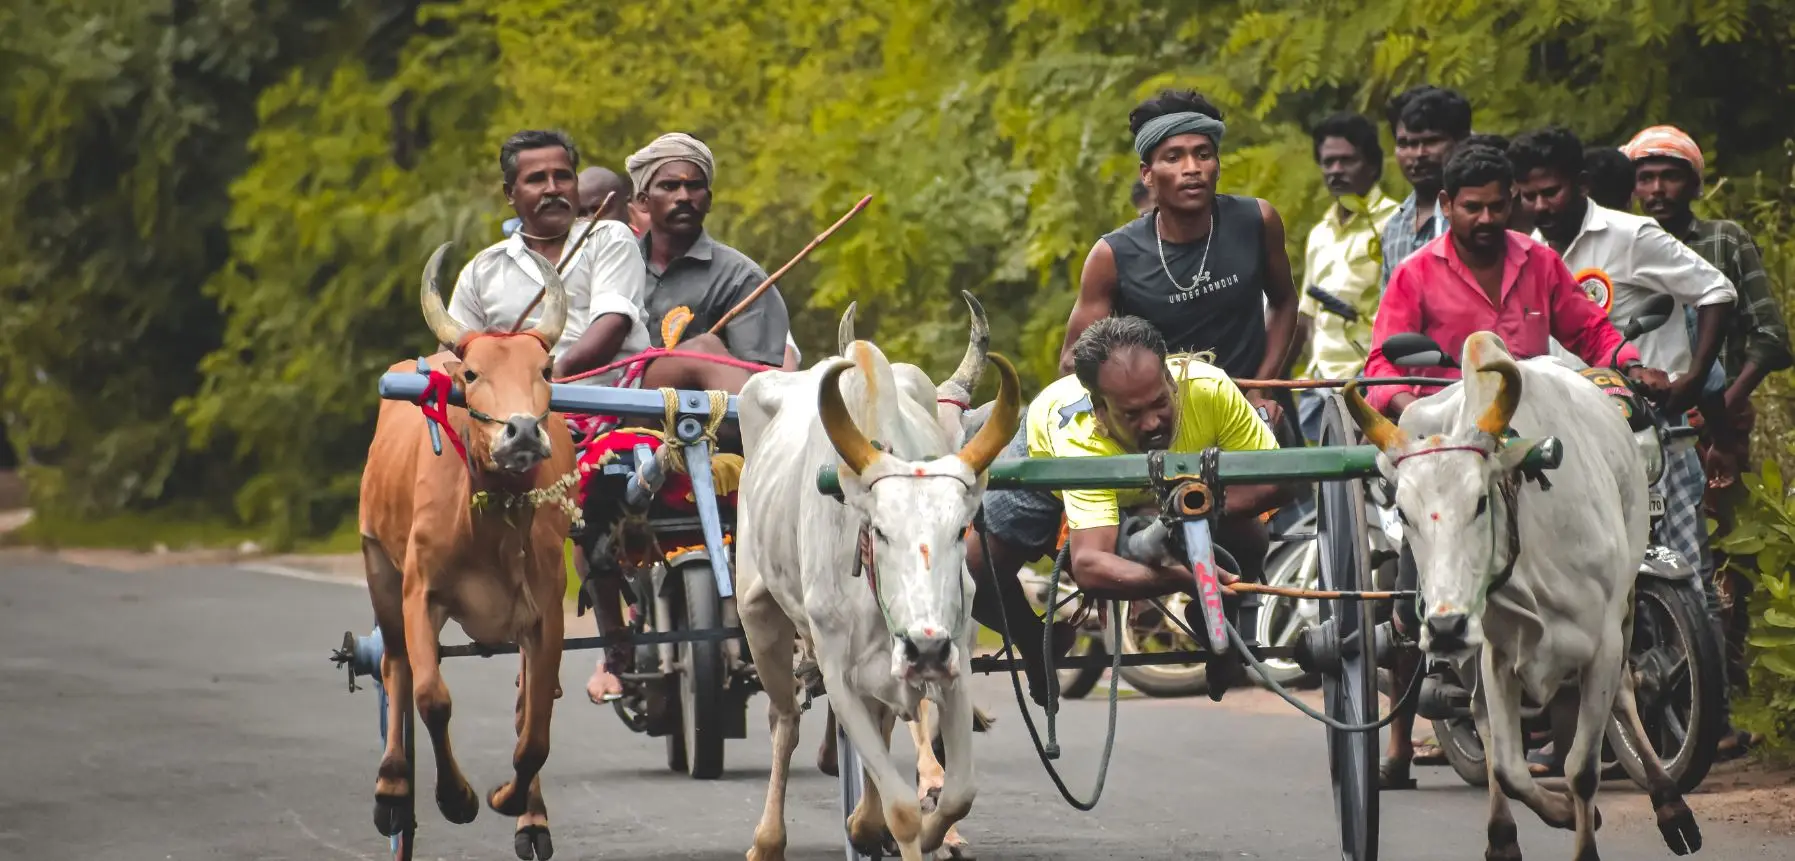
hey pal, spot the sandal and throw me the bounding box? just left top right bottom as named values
left=1411, top=742, right=1447, bottom=767
left=1526, top=742, right=1562, bottom=777
left=1379, top=756, right=1418, bottom=790
left=1716, top=728, right=1763, bottom=762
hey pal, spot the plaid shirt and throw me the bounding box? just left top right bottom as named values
left=1378, top=191, right=1446, bottom=288
left=1676, top=217, right=1794, bottom=382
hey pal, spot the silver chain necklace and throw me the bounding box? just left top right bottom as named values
left=1155, top=207, right=1215, bottom=291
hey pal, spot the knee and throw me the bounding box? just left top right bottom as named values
left=414, top=676, right=451, bottom=722
left=676, top=332, right=730, bottom=355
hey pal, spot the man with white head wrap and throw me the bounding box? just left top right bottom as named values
left=624, top=132, right=792, bottom=373
left=581, top=132, right=794, bottom=705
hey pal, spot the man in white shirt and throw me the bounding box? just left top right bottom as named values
left=447, top=130, right=651, bottom=390
left=1510, top=127, right=1735, bottom=409
left=1511, top=125, right=1737, bottom=776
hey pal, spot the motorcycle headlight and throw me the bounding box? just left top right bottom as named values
left=1634, top=428, right=1665, bottom=485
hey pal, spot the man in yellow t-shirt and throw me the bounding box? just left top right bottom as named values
left=966, top=316, right=1290, bottom=705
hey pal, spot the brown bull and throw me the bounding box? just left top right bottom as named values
left=359, top=242, right=576, bottom=860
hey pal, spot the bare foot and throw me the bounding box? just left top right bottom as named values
left=587, top=664, right=623, bottom=704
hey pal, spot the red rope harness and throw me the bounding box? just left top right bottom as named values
left=552, top=347, right=777, bottom=385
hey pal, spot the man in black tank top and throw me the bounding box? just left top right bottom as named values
left=1060, top=88, right=1300, bottom=431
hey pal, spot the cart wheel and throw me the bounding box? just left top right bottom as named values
left=674, top=560, right=728, bottom=779
left=374, top=644, right=417, bottom=861
left=837, top=720, right=881, bottom=860
left=1317, top=395, right=1379, bottom=861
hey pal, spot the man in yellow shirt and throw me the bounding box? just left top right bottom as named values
left=966, top=316, right=1290, bottom=704
left=1296, top=112, right=1400, bottom=439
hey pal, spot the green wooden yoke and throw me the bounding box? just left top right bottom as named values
left=814, top=438, right=1563, bottom=497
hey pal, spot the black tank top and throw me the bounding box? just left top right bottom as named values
left=1103, top=194, right=1267, bottom=378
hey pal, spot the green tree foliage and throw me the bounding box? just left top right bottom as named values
left=9, top=0, right=1795, bottom=551
left=0, top=0, right=391, bottom=517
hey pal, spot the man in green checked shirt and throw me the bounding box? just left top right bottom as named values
left=1627, top=124, right=1795, bottom=760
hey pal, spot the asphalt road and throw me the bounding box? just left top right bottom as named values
left=1, top=553, right=1788, bottom=861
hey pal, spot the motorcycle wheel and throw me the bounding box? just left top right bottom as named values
left=1113, top=596, right=1208, bottom=698
left=1608, top=575, right=1725, bottom=795
left=1250, top=538, right=1322, bottom=690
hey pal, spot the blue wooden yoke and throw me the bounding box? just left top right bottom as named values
left=378, top=368, right=742, bottom=598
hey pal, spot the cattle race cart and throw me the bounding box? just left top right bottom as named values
left=331, top=374, right=1567, bottom=861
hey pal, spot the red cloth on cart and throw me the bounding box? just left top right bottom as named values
left=575, top=428, right=739, bottom=512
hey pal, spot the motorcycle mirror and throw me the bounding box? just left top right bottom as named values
left=1621, top=294, right=1677, bottom=341
left=1382, top=332, right=1455, bottom=368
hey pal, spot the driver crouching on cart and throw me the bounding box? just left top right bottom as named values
left=965, top=315, right=1297, bottom=707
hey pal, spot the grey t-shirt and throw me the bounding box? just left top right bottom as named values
left=640, top=229, right=790, bottom=366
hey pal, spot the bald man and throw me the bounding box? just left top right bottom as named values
left=578, top=166, right=633, bottom=223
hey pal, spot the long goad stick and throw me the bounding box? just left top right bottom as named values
left=703, top=194, right=873, bottom=337
left=509, top=190, right=617, bottom=333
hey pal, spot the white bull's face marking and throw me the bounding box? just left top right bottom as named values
left=1387, top=446, right=1510, bottom=660
left=847, top=457, right=983, bottom=687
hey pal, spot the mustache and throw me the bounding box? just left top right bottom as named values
left=535, top=196, right=571, bottom=213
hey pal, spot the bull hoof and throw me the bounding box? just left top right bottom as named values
left=938, top=842, right=975, bottom=861
left=846, top=824, right=897, bottom=858
left=1655, top=800, right=1701, bottom=855
left=438, top=781, right=480, bottom=824
left=1483, top=843, right=1523, bottom=861
left=488, top=781, right=530, bottom=818
left=373, top=795, right=412, bottom=837
left=515, top=824, right=554, bottom=860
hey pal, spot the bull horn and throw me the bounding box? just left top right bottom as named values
left=1474, top=359, right=1522, bottom=436
left=836, top=302, right=858, bottom=356
left=818, top=358, right=882, bottom=476
left=420, top=242, right=470, bottom=349
left=956, top=352, right=1020, bottom=474
left=937, top=291, right=990, bottom=405
left=520, top=246, right=568, bottom=348
left=1343, top=381, right=1410, bottom=451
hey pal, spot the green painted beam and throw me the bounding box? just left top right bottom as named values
left=814, top=438, right=1562, bottom=496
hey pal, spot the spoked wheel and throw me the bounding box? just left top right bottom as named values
left=1114, top=595, right=1209, bottom=697
left=373, top=635, right=416, bottom=861
left=1609, top=576, right=1725, bottom=794
left=673, top=560, right=728, bottom=779
left=1317, top=395, right=1379, bottom=861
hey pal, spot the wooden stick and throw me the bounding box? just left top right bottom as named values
left=1224, top=582, right=1414, bottom=601
left=704, top=194, right=873, bottom=337
left=509, top=191, right=616, bottom=333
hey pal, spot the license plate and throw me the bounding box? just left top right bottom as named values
left=1649, top=492, right=1666, bottom=517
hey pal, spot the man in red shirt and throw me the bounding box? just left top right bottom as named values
left=1362, top=145, right=1669, bottom=417
left=1362, top=144, right=1671, bottom=788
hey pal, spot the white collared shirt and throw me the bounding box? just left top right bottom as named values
left=447, top=219, right=651, bottom=386
left=1540, top=202, right=1736, bottom=379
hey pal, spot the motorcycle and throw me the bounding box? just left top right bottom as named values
left=1377, top=293, right=1726, bottom=794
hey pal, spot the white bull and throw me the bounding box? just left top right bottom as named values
left=1346, top=331, right=1701, bottom=861
left=735, top=321, right=1020, bottom=861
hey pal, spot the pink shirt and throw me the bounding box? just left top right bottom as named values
left=1362, top=231, right=1641, bottom=413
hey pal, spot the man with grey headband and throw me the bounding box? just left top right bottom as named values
left=1059, top=88, right=1300, bottom=437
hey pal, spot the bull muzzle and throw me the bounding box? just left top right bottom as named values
left=1421, top=610, right=1477, bottom=658
left=895, top=626, right=959, bottom=684
left=491, top=414, right=551, bottom=473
